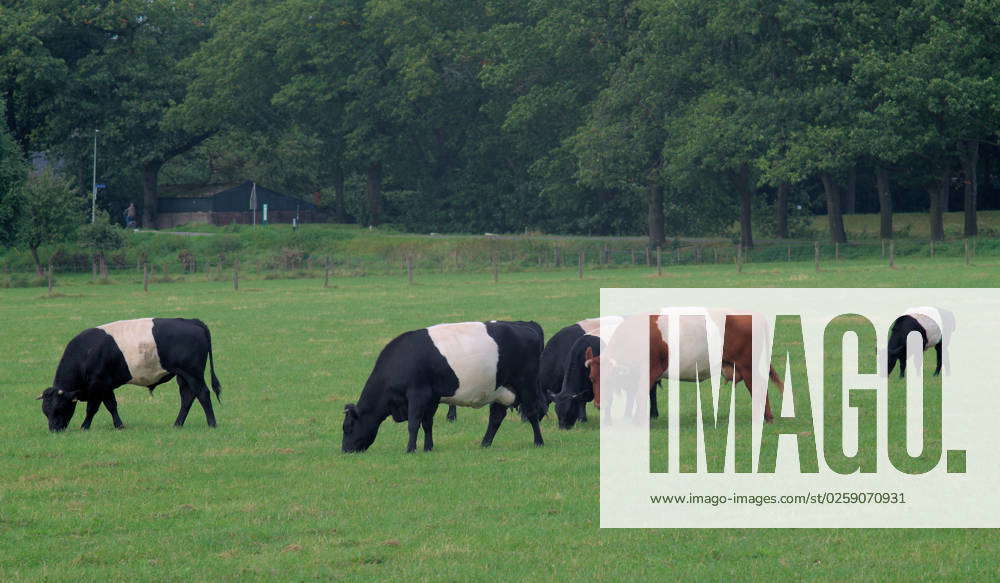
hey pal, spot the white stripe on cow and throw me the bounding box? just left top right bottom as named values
left=578, top=316, right=623, bottom=341
left=427, top=322, right=514, bottom=408
left=657, top=308, right=731, bottom=381
left=97, top=318, right=168, bottom=386
left=904, top=307, right=943, bottom=348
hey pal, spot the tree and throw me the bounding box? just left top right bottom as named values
left=77, top=209, right=125, bottom=279
left=15, top=170, right=83, bottom=274
left=0, top=104, right=25, bottom=246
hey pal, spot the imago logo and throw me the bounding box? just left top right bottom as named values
left=597, top=289, right=999, bottom=528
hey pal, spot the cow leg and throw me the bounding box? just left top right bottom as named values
left=80, top=400, right=101, bottom=430
left=174, top=376, right=197, bottom=427
left=446, top=404, right=457, bottom=422
left=740, top=365, right=773, bottom=422
left=480, top=403, right=508, bottom=448
left=189, top=376, right=218, bottom=428
left=422, top=403, right=438, bottom=452
left=934, top=344, right=942, bottom=376
left=405, top=397, right=429, bottom=453
left=649, top=381, right=660, bottom=419
left=103, top=393, right=125, bottom=429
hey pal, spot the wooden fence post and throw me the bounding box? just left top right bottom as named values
left=889, top=240, right=895, bottom=268
left=714, top=247, right=719, bottom=264
left=47, top=262, right=53, bottom=294
left=631, top=249, right=636, bottom=265
left=578, top=251, right=584, bottom=279
left=555, top=248, right=562, bottom=268
left=492, top=253, right=499, bottom=283
left=324, top=256, right=331, bottom=288
left=143, top=263, right=149, bottom=292
left=814, top=242, right=820, bottom=272
left=835, top=242, right=840, bottom=262
left=736, top=245, right=743, bottom=273
left=930, top=239, right=935, bottom=257
left=965, top=239, right=970, bottom=266
left=407, top=255, right=414, bottom=284
left=656, top=247, right=662, bottom=276
left=645, top=247, right=651, bottom=266
left=787, top=246, right=791, bottom=262
left=233, top=258, right=240, bottom=291
left=602, top=244, right=610, bottom=265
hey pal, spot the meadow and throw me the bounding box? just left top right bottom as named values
left=2, top=256, right=999, bottom=581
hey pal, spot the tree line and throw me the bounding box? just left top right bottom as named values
left=2, top=0, right=999, bottom=248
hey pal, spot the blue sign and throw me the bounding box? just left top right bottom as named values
left=96, top=183, right=107, bottom=189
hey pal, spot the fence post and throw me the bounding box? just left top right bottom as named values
left=143, top=263, right=149, bottom=292
left=965, top=239, right=970, bottom=266
left=930, top=239, right=935, bottom=257
left=602, top=244, right=610, bottom=265
left=787, top=246, right=791, bottom=262
left=492, top=253, right=499, bottom=283
left=675, top=247, right=681, bottom=265
left=736, top=245, right=743, bottom=273
left=233, top=258, right=240, bottom=291
left=645, top=247, right=651, bottom=266
left=656, top=247, right=662, bottom=276
left=631, top=249, right=636, bottom=265
left=324, top=256, right=331, bottom=288
left=578, top=251, right=584, bottom=279
left=47, top=262, right=53, bottom=294
left=714, top=247, right=719, bottom=264
left=814, top=242, right=820, bottom=272
left=555, top=248, right=562, bottom=268
left=889, top=240, right=896, bottom=268
left=881, top=239, right=886, bottom=258
left=835, top=242, right=840, bottom=262
left=407, top=255, right=414, bottom=284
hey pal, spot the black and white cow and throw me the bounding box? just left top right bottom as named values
left=888, top=307, right=948, bottom=377
left=540, top=317, right=623, bottom=427
left=342, top=320, right=546, bottom=453
left=38, top=318, right=222, bottom=431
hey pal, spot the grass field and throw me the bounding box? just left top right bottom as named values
left=2, top=257, right=999, bottom=581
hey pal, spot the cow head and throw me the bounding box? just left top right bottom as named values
left=341, top=403, right=378, bottom=453
left=552, top=346, right=600, bottom=430
left=39, top=387, right=79, bottom=432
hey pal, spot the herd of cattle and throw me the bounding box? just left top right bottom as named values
left=37, top=308, right=948, bottom=453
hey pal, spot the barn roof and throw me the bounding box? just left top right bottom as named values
left=157, top=181, right=316, bottom=213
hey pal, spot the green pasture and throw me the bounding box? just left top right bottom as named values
left=2, top=257, right=999, bottom=581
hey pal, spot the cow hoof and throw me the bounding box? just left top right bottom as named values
left=534, top=441, right=544, bottom=447
left=114, top=425, right=124, bottom=430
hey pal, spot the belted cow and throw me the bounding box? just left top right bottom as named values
left=38, top=318, right=222, bottom=431
left=539, top=318, right=620, bottom=426
left=342, top=320, right=546, bottom=453
left=887, top=307, right=951, bottom=377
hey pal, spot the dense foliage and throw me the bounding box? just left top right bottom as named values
left=2, top=0, right=999, bottom=247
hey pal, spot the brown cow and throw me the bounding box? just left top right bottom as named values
left=588, top=312, right=784, bottom=421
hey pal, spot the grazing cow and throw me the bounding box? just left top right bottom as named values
left=38, top=318, right=222, bottom=431
left=342, top=320, right=546, bottom=453
left=540, top=317, right=621, bottom=425
left=585, top=312, right=784, bottom=423
left=888, top=307, right=948, bottom=377
left=549, top=334, right=604, bottom=429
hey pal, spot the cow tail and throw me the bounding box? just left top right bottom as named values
left=193, top=319, right=222, bottom=402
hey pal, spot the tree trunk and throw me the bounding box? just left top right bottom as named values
left=142, top=160, right=163, bottom=229
left=775, top=182, right=789, bottom=239
left=875, top=167, right=893, bottom=239
left=731, top=164, right=754, bottom=249
left=842, top=166, right=857, bottom=214
left=366, top=161, right=382, bottom=227
left=960, top=140, right=979, bottom=237
left=333, top=171, right=346, bottom=223
left=820, top=173, right=847, bottom=243
left=30, top=246, right=43, bottom=277
left=647, top=175, right=665, bottom=249
left=927, top=170, right=947, bottom=241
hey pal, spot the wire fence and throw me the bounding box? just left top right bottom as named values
left=1, top=236, right=994, bottom=290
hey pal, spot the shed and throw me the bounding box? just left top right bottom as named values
left=156, top=181, right=317, bottom=229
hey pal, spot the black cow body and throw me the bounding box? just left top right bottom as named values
left=39, top=318, right=222, bottom=431
left=342, top=320, right=546, bottom=453
left=888, top=311, right=943, bottom=377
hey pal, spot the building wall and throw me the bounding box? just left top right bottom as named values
left=155, top=211, right=212, bottom=229
left=211, top=211, right=316, bottom=226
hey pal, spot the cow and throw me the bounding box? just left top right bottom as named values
left=888, top=307, right=950, bottom=377
left=548, top=334, right=603, bottom=429
left=342, top=320, right=546, bottom=453
left=539, top=317, right=624, bottom=424
left=582, top=311, right=784, bottom=424
left=38, top=318, right=222, bottom=432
